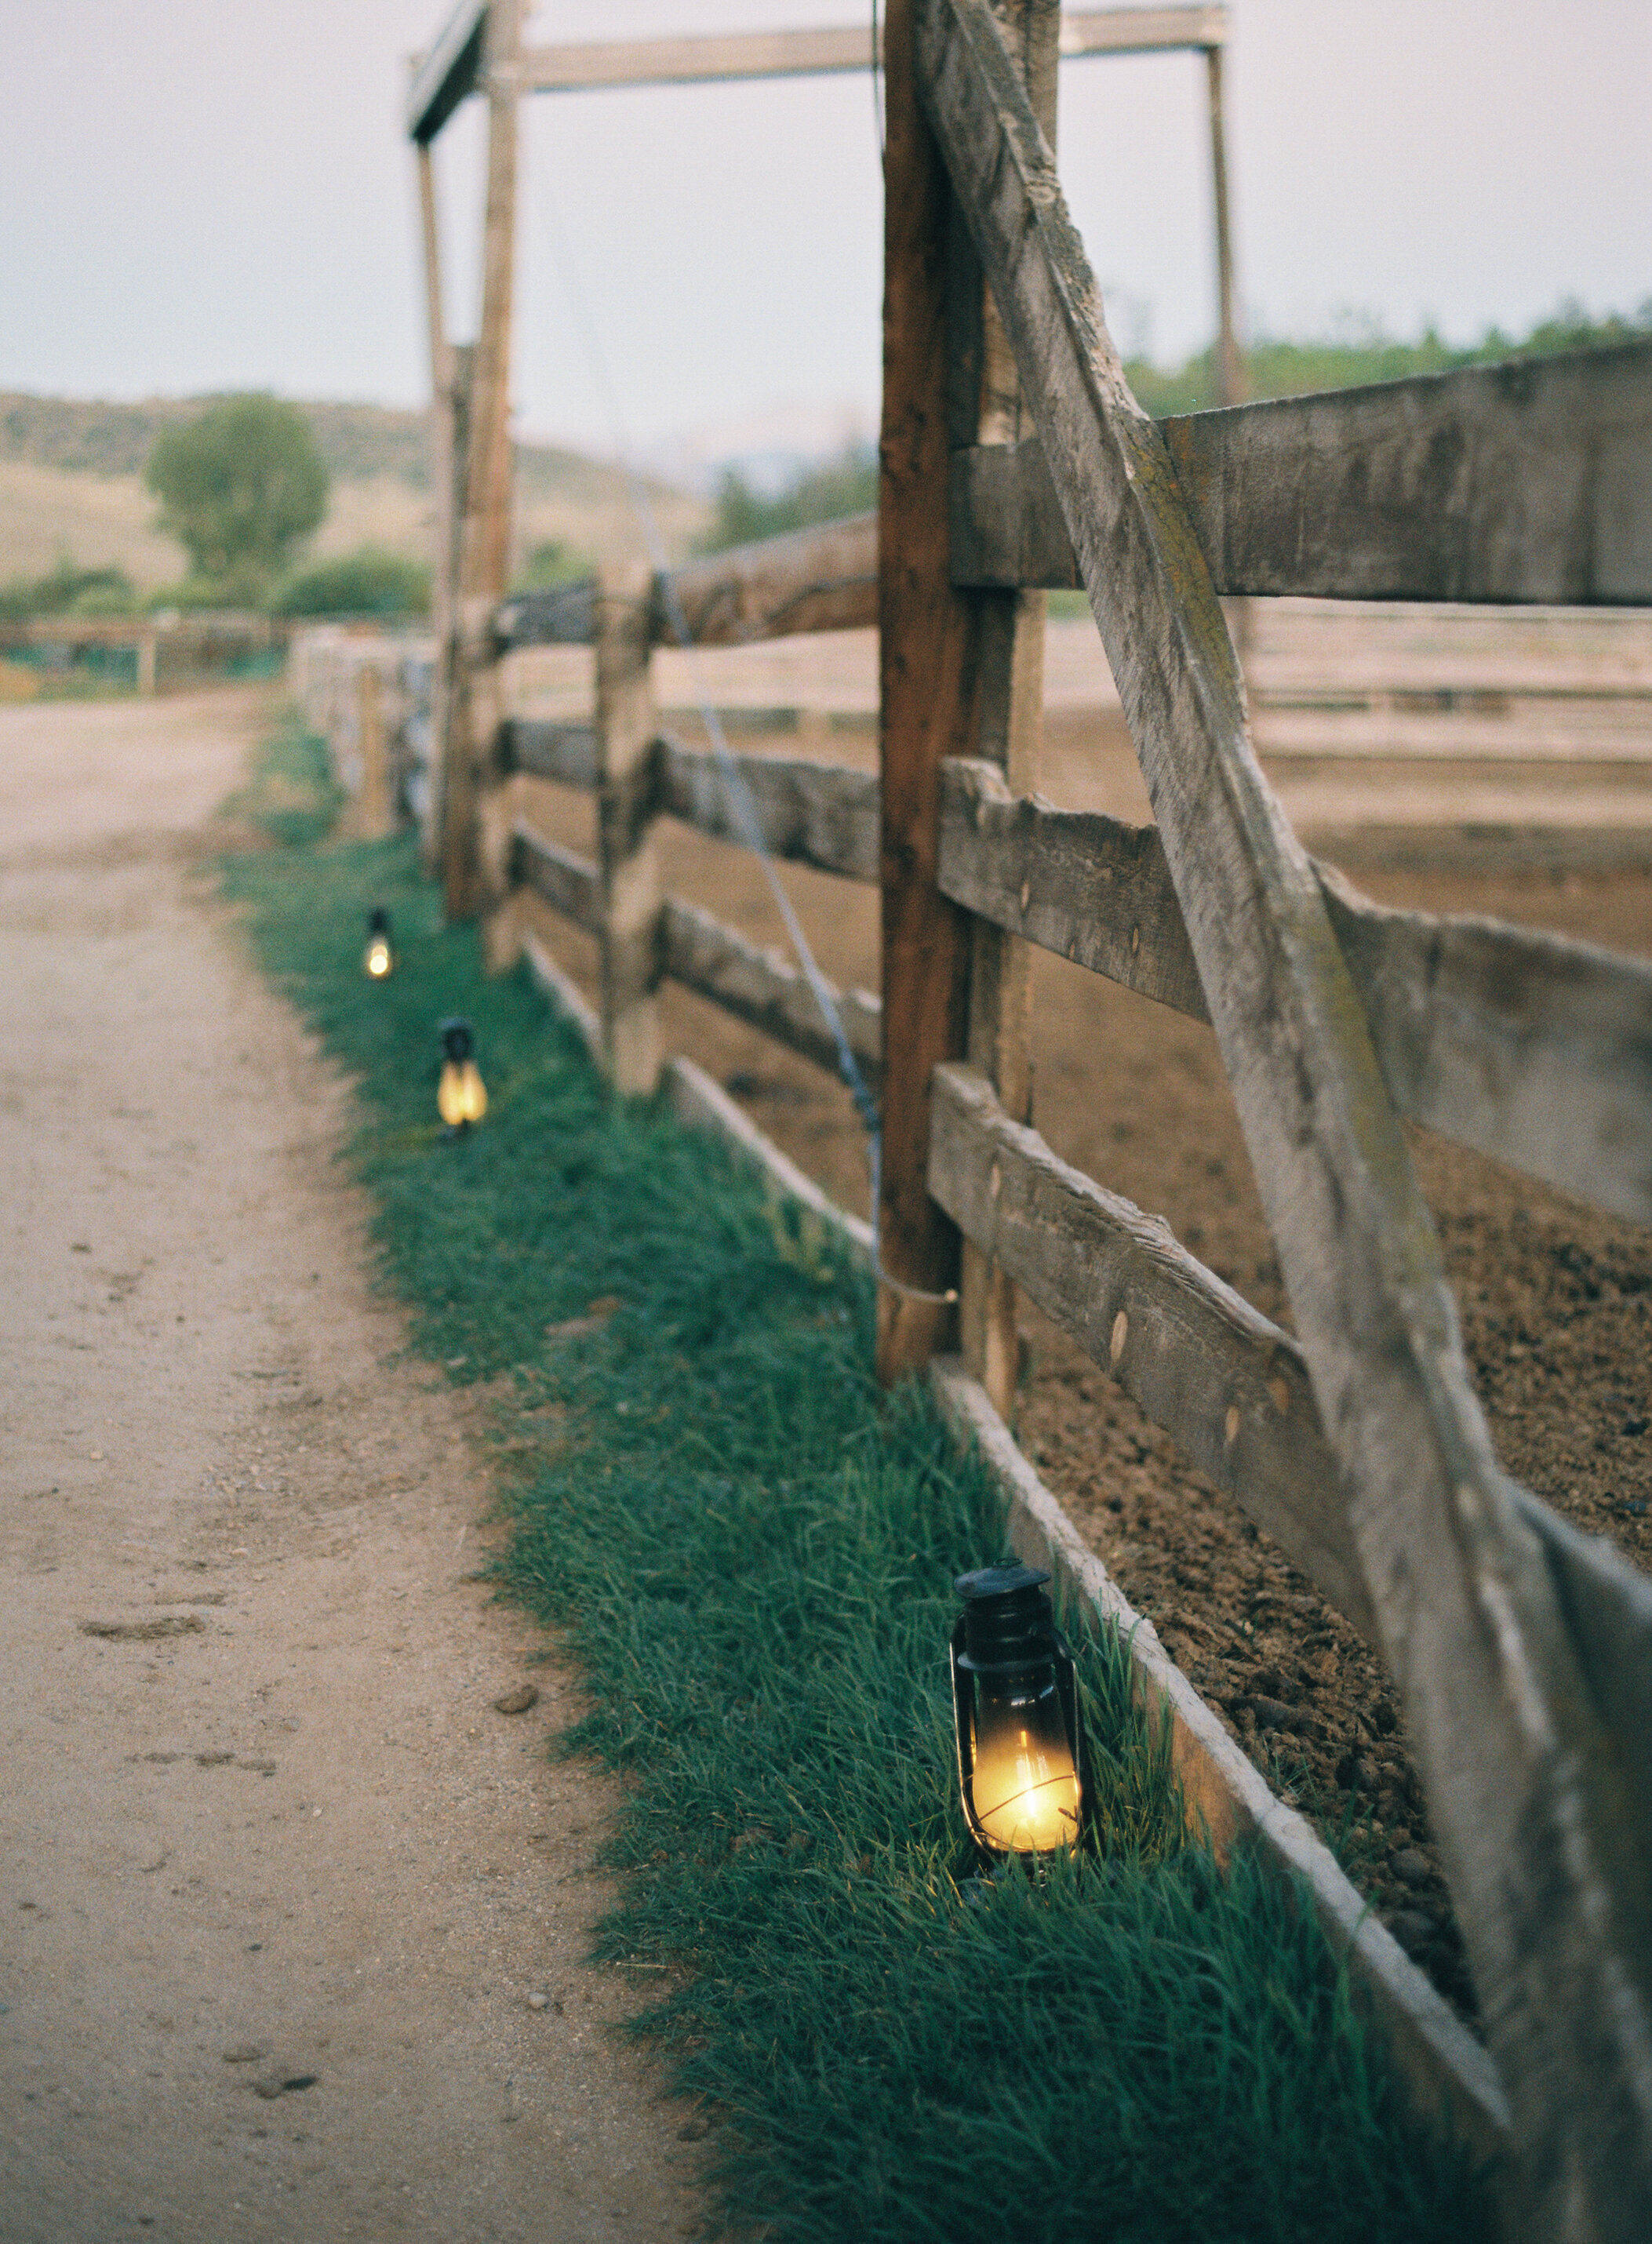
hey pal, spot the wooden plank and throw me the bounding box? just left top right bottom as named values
left=1059, top=5, right=1224, bottom=53
left=658, top=516, right=876, bottom=648
left=929, top=1357, right=1512, bottom=2175
left=929, top=1061, right=1378, bottom=1634
left=595, top=566, right=663, bottom=1096
left=503, top=719, right=599, bottom=790
left=503, top=721, right=881, bottom=880
left=874, top=0, right=977, bottom=1379
left=930, top=1068, right=1652, bottom=1857
left=657, top=737, right=880, bottom=881
left=518, top=9, right=1224, bottom=94
left=948, top=340, right=1652, bottom=602
left=520, top=926, right=601, bottom=1064
left=917, top=0, right=1652, bottom=2214
left=660, top=897, right=882, bottom=1090
left=511, top=819, right=602, bottom=935
left=493, top=580, right=597, bottom=649
left=406, top=0, right=487, bottom=142
left=665, top=1057, right=876, bottom=1264
left=937, top=756, right=1652, bottom=1225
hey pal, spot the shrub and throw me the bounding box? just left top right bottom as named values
left=270, top=544, right=429, bottom=619
left=0, top=558, right=136, bottom=621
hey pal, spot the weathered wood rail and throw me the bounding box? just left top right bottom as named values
left=406, top=1, right=1652, bottom=2228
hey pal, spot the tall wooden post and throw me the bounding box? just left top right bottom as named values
left=875, top=0, right=1055, bottom=1392
left=357, top=660, right=394, bottom=840
left=441, top=0, right=522, bottom=924
left=876, top=0, right=976, bottom=1382
left=595, top=566, right=662, bottom=1095
left=1205, top=42, right=1244, bottom=409
left=956, top=0, right=1057, bottom=1417
left=415, top=139, right=456, bottom=871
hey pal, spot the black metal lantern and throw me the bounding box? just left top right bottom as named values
left=437, top=1017, right=487, bottom=1130
left=951, top=1562, right=1084, bottom=1860
left=363, top=906, right=395, bottom=980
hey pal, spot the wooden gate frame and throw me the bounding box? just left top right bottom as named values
left=404, top=1, right=1242, bottom=934
left=399, top=4, right=1652, bottom=2231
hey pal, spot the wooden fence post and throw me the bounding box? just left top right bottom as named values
left=956, top=0, right=1057, bottom=1417
left=595, top=564, right=662, bottom=1095
left=415, top=139, right=456, bottom=873
left=357, top=660, right=394, bottom=840
left=441, top=0, right=521, bottom=925
left=136, top=627, right=158, bottom=698
left=875, top=0, right=1054, bottom=1395
left=1204, top=41, right=1244, bottom=409
left=876, top=0, right=976, bottom=1384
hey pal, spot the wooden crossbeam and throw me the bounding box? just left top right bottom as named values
left=951, top=339, right=1652, bottom=602
left=660, top=897, right=883, bottom=1088
left=515, top=7, right=1224, bottom=97
left=511, top=819, right=602, bottom=933
left=916, top=0, right=1652, bottom=2217
left=504, top=721, right=879, bottom=882
left=937, top=758, right=1652, bottom=1225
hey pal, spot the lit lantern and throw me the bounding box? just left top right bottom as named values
left=363, top=907, right=395, bottom=980
left=951, top=1562, right=1084, bottom=1860
left=437, top=1017, right=487, bottom=1130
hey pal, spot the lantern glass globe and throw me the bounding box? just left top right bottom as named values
left=966, top=1674, right=1082, bottom=1854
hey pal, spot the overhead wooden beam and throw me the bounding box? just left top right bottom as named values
left=916, top=0, right=1652, bottom=2215
left=517, top=6, right=1224, bottom=96
left=951, top=340, right=1652, bottom=602
left=937, top=756, right=1652, bottom=1227
left=406, top=0, right=487, bottom=143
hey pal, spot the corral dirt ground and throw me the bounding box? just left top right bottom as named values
left=514, top=684, right=1652, bottom=2021
left=0, top=687, right=702, bottom=2242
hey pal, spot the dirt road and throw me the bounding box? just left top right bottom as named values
left=0, top=689, right=693, bottom=2242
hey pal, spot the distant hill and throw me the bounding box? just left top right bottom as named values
left=0, top=392, right=706, bottom=591
left=0, top=390, right=662, bottom=506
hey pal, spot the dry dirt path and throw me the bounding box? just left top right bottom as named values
left=0, top=689, right=693, bottom=2242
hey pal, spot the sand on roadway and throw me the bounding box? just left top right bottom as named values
left=0, top=688, right=697, bottom=2242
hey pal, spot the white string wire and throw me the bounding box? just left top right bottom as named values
left=535, top=180, right=955, bottom=1306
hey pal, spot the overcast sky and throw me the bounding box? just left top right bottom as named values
left=4, top=1, right=1649, bottom=467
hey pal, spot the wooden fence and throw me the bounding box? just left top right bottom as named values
left=402, top=3, right=1652, bottom=2230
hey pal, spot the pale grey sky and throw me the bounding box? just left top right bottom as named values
left=3, top=2, right=1648, bottom=464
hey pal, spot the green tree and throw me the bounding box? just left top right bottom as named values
left=145, top=395, right=328, bottom=597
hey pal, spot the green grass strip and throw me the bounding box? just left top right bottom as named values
left=221, top=721, right=1487, bottom=2243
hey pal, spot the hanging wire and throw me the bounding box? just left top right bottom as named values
left=535, top=179, right=955, bottom=1305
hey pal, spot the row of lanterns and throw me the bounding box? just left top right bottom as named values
left=362, top=908, right=488, bottom=1135
left=366, top=911, right=1087, bottom=1862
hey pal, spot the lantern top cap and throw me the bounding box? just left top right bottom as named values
left=438, top=1015, right=475, bottom=1059
left=368, top=905, right=391, bottom=933
left=954, top=1561, right=1050, bottom=1603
